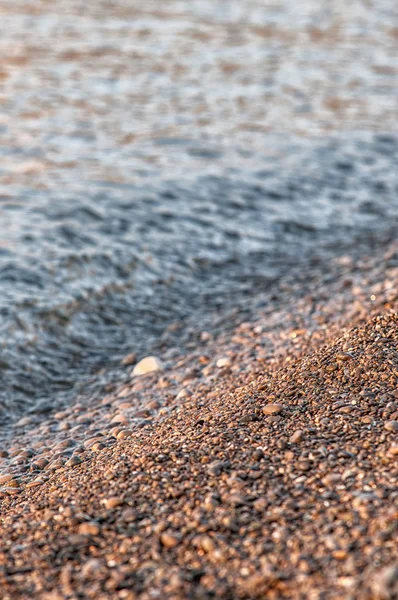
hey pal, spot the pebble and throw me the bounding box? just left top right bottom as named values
left=160, top=532, right=180, bottom=548
left=65, top=456, right=82, bottom=468
left=335, top=352, right=354, bottom=361
left=103, top=497, right=123, bottom=510
left=262, top=403, right=283, bottom=415
left=116, top=429, right=133, bottom=440
left=78, top=521, right=101, bottom=536
left=0, top=474, right=13, bottom=485
left=216, top=357, right=232, bottom=368
left=132, top=356, right=163, bottom=376
left=322, top=473, right=341, bottom=486
left=295, top=460, right=312, bottom=472
left=388, top=443, right=398, bottom=456
left=370, top=564, right=398, bottom=599
left=252, top=448, right=264, bottom=461
left=54, top=439, right=76, bottom=451
left=384, top=420, right=398, bottom=433
left=207, top=461, right=226, bottom=476
left=26, top=478, right=45, bottom=489
left=121, top=352, right=137, bottom=366
left=289, top=429, right=304, bottom=443
left=2, top=486, right=21, bottom=495
left=32, top=458, right=49, bottom=470
left=91, top=442, right=106, bottom=452
left=111, top=413, right=129, bottom=425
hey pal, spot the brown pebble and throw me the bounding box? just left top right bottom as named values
left=384, top=420, right=398, bottom=433
left=103, top=497, right=123, bottom=509
left=26, top=479, right=45, bottom=489
left=200, top=535, right=216, bottom=553
left=262, top=403, right=283, bottom=415
left=116, top=429, right=133, bottom=440
left=0, top=474, right=13, bottom=485
left=121, top=352, right=137, bottom=366
left=78, top=521, right=101, bottom=536
left=388, top=443, right=398, bottom=456
left=336, top=352, right=354, bottom=361
left=160, top=532, right=180, bottom=548
left=91, top=442, right=106, bottom=452
left=65, top=456, right=82, bottom=467
left=252, top=448, right=264, bottom=461
left=289, top=430, right=304, bottom=444
left=111, top=413, right=129, bottom=425
left=2, top=486, right=21, bottom=495
left=296, top=460, right=312, bottom=472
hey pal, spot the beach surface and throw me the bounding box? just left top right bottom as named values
left=0, top=1, right=397, bottom=598
left=0, top=240, right=397, bottom=599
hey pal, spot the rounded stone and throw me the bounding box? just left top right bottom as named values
left=132, top=356, right=163, bottom=376
left=384, top=420, right=398, bottom=433
left=78, top=521, right=101, bottom=536
left=289, top=430, right=304, bottom=444
left=262, top=403, right=283, bottom=415
left=103, top=496, right=123, bottom=509
left=160, top=532, right=180, bottom=548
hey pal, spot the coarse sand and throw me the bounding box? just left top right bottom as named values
left=0, top=244, right=397, bottom=600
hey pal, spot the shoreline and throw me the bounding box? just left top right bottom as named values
left=0, top=242, right=397, bottom=598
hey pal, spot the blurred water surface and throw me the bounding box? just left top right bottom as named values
left=0, top=0, right=397, bottom=418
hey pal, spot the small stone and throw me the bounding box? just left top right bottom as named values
left=116, top=429, right=133, bottom=440
left=91, top=442, right=106, bottom=452
left=370, top=564, right=398, bottom=599
left=103, top=496, right=123, bottom=510
left=322, top=473, right=341, bottom=486
left=207, top=461, right=225, bottom=476
left=84, top=437, right=103, bottom=449
left=333, top=550, right=348, bottom=560
left=54, top=439, right=76, bottom=451
left=176, top=388, right=189, bottom=400
left=336, top=352, right=354, bottom=361
left=262, top=403, right=283, bottom=415
left=253, top=498, right=267, bottom=512
left=160, top=532, right=180, bottom=548
left=289, top=430, right=304, bottom=444
left=65, top=456, right=82, bottom=468
left=121, top=508, right=136, bottom=522
left=81, top=559, right=102, bottom=579
left=296, top=460, right=312, bottom=472
left=132, top=356, right=163, bottom=376
left=78, top=521, right=101, bottom=536
left=216, top=357, right=231, bottom=368
left=0, top=474, right=13, bottom=485
left=15, top=416, right=35, bottom=427
left=252, top=448, right=264, bottom=461
left=388, top=443, right=398, bottom=456
left=121, top=352, right=137, bottom=366
left=199, top=535, right=216, bottom=553
left=2, top=486, right=21, bottom=495
left=32, top=458, right=49, bottom=470
left=384, top=420, right=398, bottom=433
left=111, top=413, right=129, bottom=425
left=239, top=413, right=257, bottom=425
left=26, top=478, right=45, bottom=489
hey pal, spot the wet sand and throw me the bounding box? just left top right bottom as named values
left=0, top=241, right=397, bottom=599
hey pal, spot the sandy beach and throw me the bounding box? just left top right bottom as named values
left=0, top=1, right=397, bottom=598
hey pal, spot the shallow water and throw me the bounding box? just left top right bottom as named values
left=0, top=1, right=397, bottom=419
